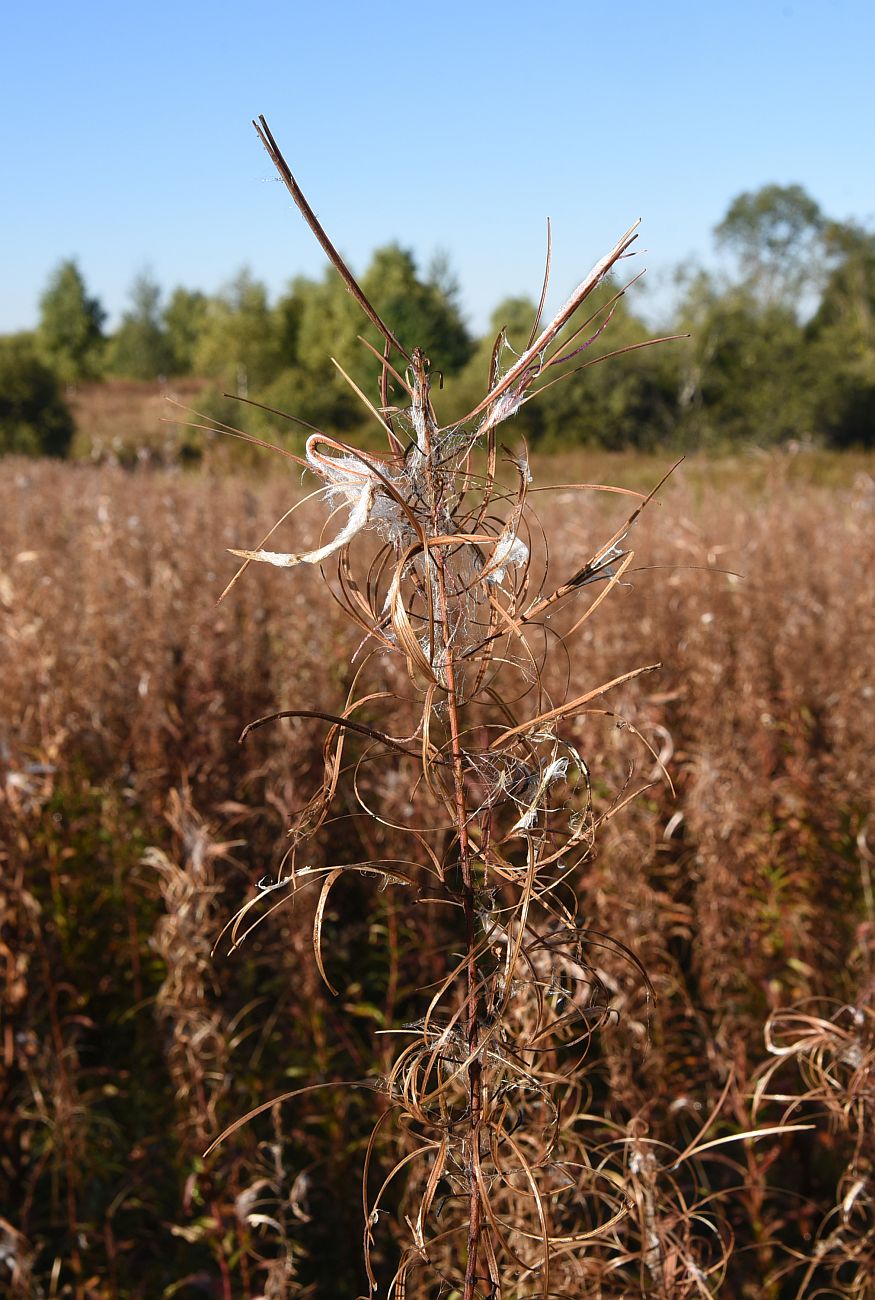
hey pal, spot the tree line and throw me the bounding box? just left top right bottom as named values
left=2, top=183, right=874, bottom=457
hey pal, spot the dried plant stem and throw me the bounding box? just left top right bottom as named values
left=210, top=115, right=753, bottom=1297
left=438, top=560, right=484, bottom=1300
left=418, top=335, right=486, bottom=1293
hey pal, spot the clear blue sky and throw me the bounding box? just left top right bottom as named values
left=3, top=0, right=871, bottom=335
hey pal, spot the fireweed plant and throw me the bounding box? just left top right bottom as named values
left=206, top=118, right=791, bottom=1297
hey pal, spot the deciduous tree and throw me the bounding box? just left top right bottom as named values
left=715, top=183, right=825, bottom=313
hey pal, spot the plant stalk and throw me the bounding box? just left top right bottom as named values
left=435, top=559, right=483, bottom=1300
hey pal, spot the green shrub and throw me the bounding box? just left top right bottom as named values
left=0, top=336, right=75, bottom=457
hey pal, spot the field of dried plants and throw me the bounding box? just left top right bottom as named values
left=1, top=448, right=873, bottom=1298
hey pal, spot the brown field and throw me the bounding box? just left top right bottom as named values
left=65, top=379, right=211, bottom=464
left=1, top=449, right=873, bottom=1297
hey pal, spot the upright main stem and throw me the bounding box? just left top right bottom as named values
left=418, top=353, right=482, bottom=1298
left=435, top=561, right=483, bottom=1300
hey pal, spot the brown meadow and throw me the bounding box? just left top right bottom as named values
left=0, top=449, right=873, bottom=1297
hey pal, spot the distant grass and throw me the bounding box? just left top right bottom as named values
left=67, top=377, right=209, bottom=461
left=66, top=379, right=875, bottom=489
left=535, top=443, right=875, bottom=491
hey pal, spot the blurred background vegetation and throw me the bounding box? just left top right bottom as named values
left=2, top=182, right=874, bottom=464
left=1, top=176, right=874, bottom=1297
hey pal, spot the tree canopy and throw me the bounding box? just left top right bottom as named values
left=37, top=259, right=106, bottom=382
left=0, top=336, right=75, bottom=456
left=107, top=271, right=175, bottom=380
left=715, top=183, right=826, bottom=311
left=9, top=185, right=875, bottom=457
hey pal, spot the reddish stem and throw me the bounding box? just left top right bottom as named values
left=435, top=559, right=483, bottom=1300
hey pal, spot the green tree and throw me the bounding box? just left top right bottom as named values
left=535, top=294, right=680, bottom=450
left=362, top=244, right=472, bottom=378
left=37, top=259, right=106, bottom=382
left=808, top=221, right=875, bottom=446
left=164, top=287, right=208, bottom=375
left=715, top=183, right=825, bottom=313
left=107, top=271, right=174, bottom=380
left=811, top=220, right=875, bottom=340
left=442, top=296, right=544, bottom=433
left=237, top=247, right=472, bottom=440
left=0, top=335, right=75, bottom=456
left=193, top=269, right=283, bottom=394
left=676, top=272, right=813, bottom=446
left=273, top=283, right=304, bottom=372
left=275, top=269, right=366, bottom=429
left=444, top=285, right=681, bottom=450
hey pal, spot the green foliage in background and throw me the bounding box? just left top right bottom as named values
left=8, top=184, right=875, bottom=456
left=0, top=335, right=75, bottom=456
left=36, top=259, right=106, bottom=382
left=676, top=276, right=816, bottom=447
left=107, top=271, right=176, bottom=380
left=715, top=182, right=826, bottom=310
left=163, top=286, right=209, bottom=375
left=193, top=268, right=285, bottom=395
left=808, top=220, right=875, bottom=447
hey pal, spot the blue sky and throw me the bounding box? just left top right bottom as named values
left=2, top=0, right=871, bottom=335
